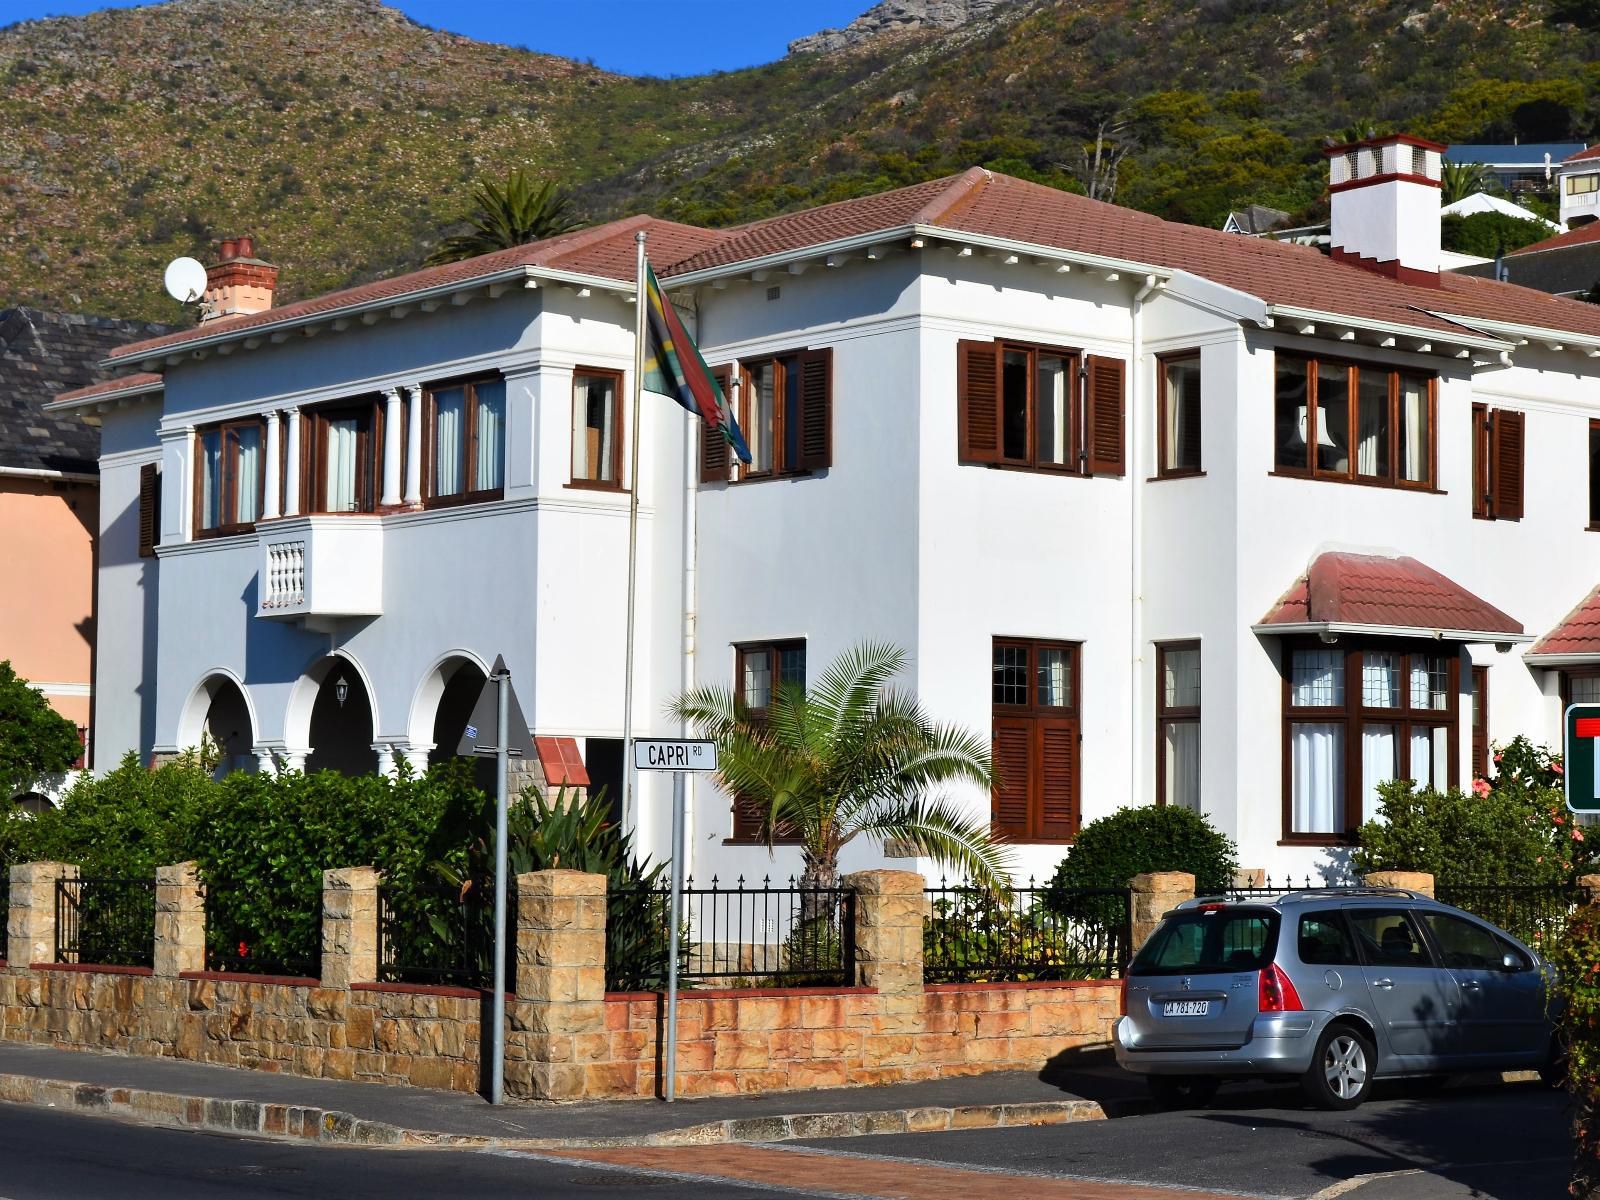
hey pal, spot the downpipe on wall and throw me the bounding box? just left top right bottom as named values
left=1129, top=275, right=1160, bottom=811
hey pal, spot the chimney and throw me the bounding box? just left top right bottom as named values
left=1325, top=134, right=1444, bottom=287
left=202, top=235, right=279, bottom=322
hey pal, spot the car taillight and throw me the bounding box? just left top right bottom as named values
left=1258, top=963, right=1303, bottom=1013
left=1120, top=976, right=1129, bottom=1015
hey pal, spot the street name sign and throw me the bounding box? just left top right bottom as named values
left=1563, top=703, right=1600, bottom=815
left=634, top=738, right=718, bottom=772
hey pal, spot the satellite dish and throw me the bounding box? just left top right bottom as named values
left=163, top=257, right=208, bottom=305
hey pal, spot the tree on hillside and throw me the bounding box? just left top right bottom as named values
left=669, top=642, right=1010, bottom=894
left=1441, top=160, right=1492, bottom=205
left=0, top=661, right=82, bottom=801
left=1069, top=116, right=1134, bottom=203
left=425, top=170, right=583, bottom=265
left=1441, top=211, right=1551, bottom=258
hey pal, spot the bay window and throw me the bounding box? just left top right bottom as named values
left=426, top=377, right=505, bottom=505
left=1274, top=354, right=1435, bottom=489
left=195, top=419, right=265, bottom=534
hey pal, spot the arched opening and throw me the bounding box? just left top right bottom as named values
left=305, top=660, right=378, bottom=776
left=428, top=658, right=495, bottom=791
left=203, top=678, right=256, bottom=778
left=12, top=792, right=53, bottom=815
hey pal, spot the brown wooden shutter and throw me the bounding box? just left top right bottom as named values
left=1036, top=719, right=1079, bottom=841
left=1491, top=407, right=1524, bottom=520
left=1085, top=354, right=1126, bottom=476
left=958, top=339, right=1002, bottom=464
left=795, top=347, right=832, bottom=472
left=1471, top=404, right=1490, bottom=519
left=138, top=462, right=160, bottom=559
left=1471, top=665, right=1489, bottom=782
left=991, top=717, right=1032, bottom=838
left=701, top=366, right=732, bottom=483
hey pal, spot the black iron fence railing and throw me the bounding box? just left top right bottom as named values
left=54, top=876, right=156, bottom=968
left=1197, top=874, right=1335, bottom=899
left=203, top=877, right=320, bottom=979
left=378, top=880, right=509, bottom=990
left=923, top=880, right=1130, bottom=982
left=0, top=867, right=9, bottom=956
left=1435, top=882, right=1581, bottom=952
left=606, top=877, right=855, bottom=991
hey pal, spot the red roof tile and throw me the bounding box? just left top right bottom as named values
left=50, top=371, right=163, bottom=404
left=1563, top=145, right=1600, bottom=163
left=1508, top=221, right=1600, bottom=257
left=1528, top=586, right=1600, bottom=658
left=1258, top=552, right=1522, bottom=637
left=534, top=736, right=590, bottom=788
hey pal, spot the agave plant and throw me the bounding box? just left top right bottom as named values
left=425, top=169, right=583, bottom=264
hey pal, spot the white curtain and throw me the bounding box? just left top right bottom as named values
left=1165, top=721, right=1201, bottom=811
left=1410, top=726, right=1449, bottom=791
left=1037, top=357, right=1068, bottom=467
left=200, top=431, right=222, bottom=529
left=1401, top=379, right=1427, bottom=482
left=1362, top=724, right=1397, bottom=823
left=326, top=417, right=358, bottom=512
left=475, top=381, right=505, bottom=491
left=1291, top=649, right=1343, bottom=707
left=434, top=388, right=465, bottom=496
left=1292, top=723, right=1342, bottom=834
left=1362, top=652, right=1398, bottom=708
left=234, top=425, right=261, bottom=524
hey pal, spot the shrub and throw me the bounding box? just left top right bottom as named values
left=1046, top=805, right=1238, bottom=899
left=1549, top=903, right=1600, bottom=1198
left=0, top=660, right=84, bottom=800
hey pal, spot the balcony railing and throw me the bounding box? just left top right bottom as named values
left=255, top=515, right=383, bottom=626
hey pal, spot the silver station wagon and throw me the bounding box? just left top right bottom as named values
left=1112, top=888, right=1561, bottom=1109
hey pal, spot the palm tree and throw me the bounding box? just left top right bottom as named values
left=1441, top=160, right=1491, bottom=206
left=669, top=642, right=1011, bottom=894
left=425, top=169, right=582, bottom=265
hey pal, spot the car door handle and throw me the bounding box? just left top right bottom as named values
left=1373, top=978, right=1394, bottom=989
left=1461, top=980, right=1482, bottom=991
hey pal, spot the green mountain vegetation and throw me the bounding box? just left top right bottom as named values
left=3, top=0, right=1599, bottom=323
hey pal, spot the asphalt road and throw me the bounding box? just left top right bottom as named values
left=797, top=1077, right=1575, bottom=1199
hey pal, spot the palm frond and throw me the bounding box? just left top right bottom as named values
left=850, top=794, right=1014, bottom=891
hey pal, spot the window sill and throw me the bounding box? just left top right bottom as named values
left=992, top=835, right=1077, bottom=846
left=1148, top=470, right=1206, bottom=482
left=194, top=523, right=258, bottom=540
left=1267, top=470, right=1443, bottom=495
left=422, top=488, right=505, bottom=511
left=961, top=459, right=1112, bottom=480
left=1277, top=837, right=1356, bottom=848
left=566, top=480, right=628, bottom=494
left=720, top=470, right=816, bottom=487
left=722, top=838, right=806, bottom=846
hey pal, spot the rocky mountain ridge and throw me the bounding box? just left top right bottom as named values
left=787, top=0, right=1016, bottom=56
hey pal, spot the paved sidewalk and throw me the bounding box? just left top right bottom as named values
left=0, top=1042, right=1126, bottom=1148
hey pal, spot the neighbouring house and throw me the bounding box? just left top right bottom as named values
left=1456, top=222, right=1600, bottom=298
left=0, top=307, right=176, bottom=802
left=1558, top=144, right=1600, bottom=230
left=48, top=135, right=1600, bottom=884
left=1445, top=142, right=1584, bottom=197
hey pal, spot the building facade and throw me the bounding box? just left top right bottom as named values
left=53, top=137, right=1600, bottom=882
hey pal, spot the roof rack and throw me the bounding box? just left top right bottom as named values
left=1186, top=886, right=1424, bottom=904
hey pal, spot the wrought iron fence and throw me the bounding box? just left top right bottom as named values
left=605, top=876, right=856, bottom=991
left=54, top=876, right=156, bottom=968
left=923, top=879, right=1130, bottom=982
left=378, top=879, right=509, bottom=990
left=0, top=867, right=9, bottom=956
left=203, top=877, right=320, bottom=979
left=1435, top=882, right=1581, bottom=951
left=1196, top=874, right=1336, bottom=900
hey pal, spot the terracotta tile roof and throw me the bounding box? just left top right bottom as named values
left=51, top=371, right=163, bottom=405
left=534, top=736, right=590, bottom=787
left=1563, top=145, right=1600, bottom=163
left=1509, top=221, right=1600, bottom=257
left=1527, top=586, right=1600, bottom=659
left=1258, top=551, right=1522, bottom=637
left=106, top=216, right=727, bottom=363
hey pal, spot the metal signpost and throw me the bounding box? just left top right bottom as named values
left=632, top=738, right=719, bottom=1102
left=457, top=655, right=535, bottom=1105
left=1564, top=704, right=1600, bottom=816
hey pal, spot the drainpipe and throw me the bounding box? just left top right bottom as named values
left=1129, top=275, right=1159, bottom=810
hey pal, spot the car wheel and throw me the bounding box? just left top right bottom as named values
left=1147, top=1075, right=1221, bottom=1109
left=1302, top=1025, right=1375, bottom=1110
left=1540, top=1031, right=1569, bottom=1089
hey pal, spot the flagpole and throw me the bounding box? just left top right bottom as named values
left=622, top=230, right=647, bottom=836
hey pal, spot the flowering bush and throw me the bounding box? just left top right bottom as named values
left=1550, top=903, right=1600, bottom=1198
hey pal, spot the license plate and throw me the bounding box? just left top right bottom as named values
left=1163, top=1000, right=1210, bottom=1017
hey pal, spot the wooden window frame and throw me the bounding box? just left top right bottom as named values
left=991, top=637, right=1082, bottom=843
left=961, top=339, right=1085, bottom=474
left=568, top=367, right=626, bottom=492
left=1471, top=664, right=1490, bottom=782
left=1271, top=353, right=1438, bottom=492
left=192, top=418, right=267, bottom=538
left=301, top=396, right=384, bottom=515
left=1280, top=639, right=1460, bottom=845
left=421, top=375, right=506, bottom=510
left=726, top=639, right=807, bottom=844
left=722, top=347, right=831, bottom=485
left=1155, top=641, right=1201, bottom=808
left=1569, top=173, right=1599, bottom=196
left=1561, top=669, right=1600, bottom=710
left=1155, top=353, right=1203, bottom=479
left=1589, top=420, right=1600, bottom=531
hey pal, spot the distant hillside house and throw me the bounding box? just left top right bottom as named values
left=0, top=306, right=177, bottom=800
left=1445, top=143, right=1585, bottom=194
left=1558, top=145, right=1600, bottom=231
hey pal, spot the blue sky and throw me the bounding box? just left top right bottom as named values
left=0, top=0, right=872, bottom=75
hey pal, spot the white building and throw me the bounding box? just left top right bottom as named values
left=52, top=135, right=1600, bottom=883
left=1558, top=145, right=1600, bottom=231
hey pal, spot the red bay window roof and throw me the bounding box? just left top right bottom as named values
left=1255, top=551, right=1526, bottom=643
left=1526, top=585, right=1600, bottom=664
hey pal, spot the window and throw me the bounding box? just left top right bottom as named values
left=194, top=419, right=265, bottom=534
left=958, top=339, right=1125, bottom=476
left=138, top=462, right=161, bottom=558
left=1157, top=355, right=1202, bottom=476
left=1590, top=421, right=1600, bottom=529
left=1348, top=910, right=1433, bottom=968
left=1471, top=403, right=1524, bottom=521
left=1568, top=173, right=1599, bottom=196
left=1283, top=641, right=1458, bottom=841
left=1156, top=642, right=1200, bottom=811
left=992, top=638, right=1080, bottom=841
left=1130, top=909, right=1279, bottom=974
left=425, top=377, right=505, bottom=505
left=1274, top=354, right=1434, bottom=488
left=1298, top=911, right=1360, bottom=966
left=571, top=369, right=622, bottom=487
left=1419, top=912, right=1503, bottom=970
left=704, top=349, right=831, bottom=483
left=1471, top=665, right=1489, bottom=782
left=729, top=640, right=806, bottom=842
left=303, top=398, right=382, bottom=514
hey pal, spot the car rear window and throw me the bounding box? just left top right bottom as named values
left=1131, top=908, right=1280, bottom=975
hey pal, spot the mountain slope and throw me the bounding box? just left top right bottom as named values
left=2, top=0, right=1596, bottom=322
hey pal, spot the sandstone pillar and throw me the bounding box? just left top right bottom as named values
left=1363, top=870, right=1434, bottom=900
left=1130, top=871, right=1195, bottom=953
left=8, top=862, right=77, bottom=966
left=843, top=869, right=925, bottom=994
left=1577, top=875, right=1600, bottom=907
left=320, top=867, right=380, bottom=989
left=516, top=869, right=606, bottom=1101
left=154, top=861, right=206, bottom=977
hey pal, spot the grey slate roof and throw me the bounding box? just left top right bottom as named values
left=0, top=307, right=178, bottom=473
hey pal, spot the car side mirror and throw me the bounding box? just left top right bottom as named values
left=1501, top=952, right=1521, bottom=973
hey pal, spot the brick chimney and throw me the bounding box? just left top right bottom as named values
left=202, top=236, right=278, bottom=322
left=1325, top=134, right=1444, bottom=287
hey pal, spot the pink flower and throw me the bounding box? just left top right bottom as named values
left=1555, top=814, right=1566, bottom=825
left=1472, top=779, right=1492, bottom=797
left=1552, top=762, right=1564, bottom=775
left=1574, top=828, right=1587, bottom=843
left=1494, top=753, right=1503, bottom=764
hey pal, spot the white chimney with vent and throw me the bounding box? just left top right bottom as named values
left=1325, top=135, right=1444, bottom=286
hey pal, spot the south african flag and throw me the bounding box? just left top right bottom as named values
left=642, top=263, right=752, bottom=464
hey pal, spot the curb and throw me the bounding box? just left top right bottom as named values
left=0, top=1070, right=1105, bottom=1150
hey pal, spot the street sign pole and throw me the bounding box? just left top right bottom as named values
left=491, top=667, right=509, bottom=1106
